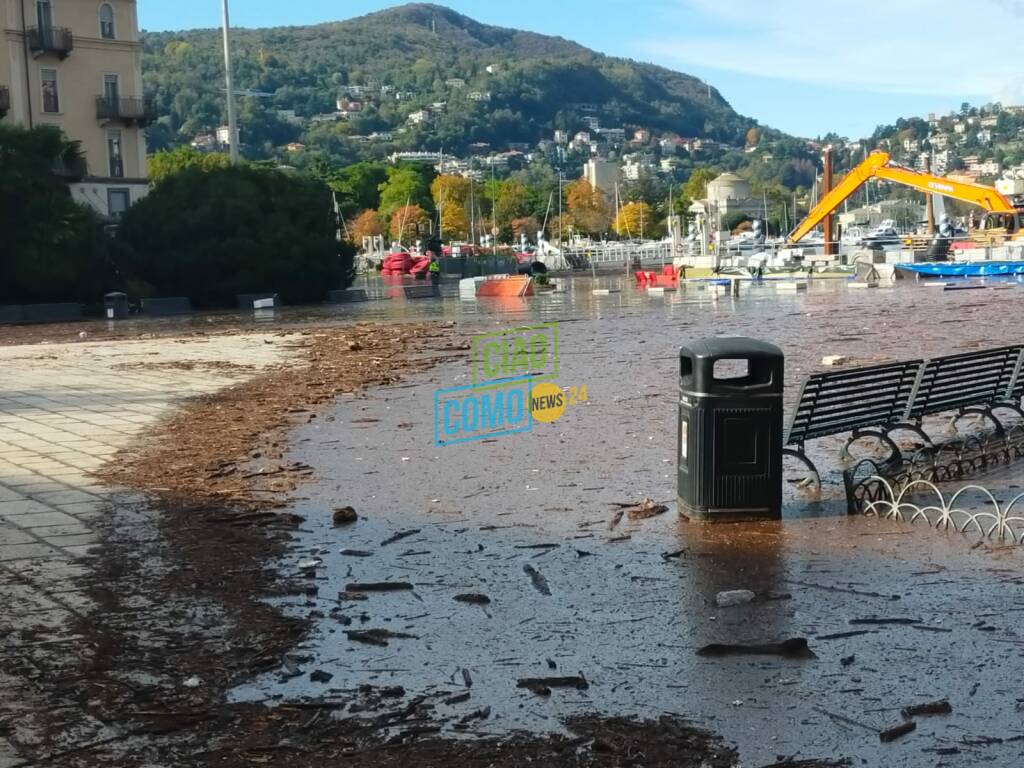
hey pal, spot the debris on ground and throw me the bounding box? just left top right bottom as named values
left=333, top=506, right=359, bottom=525
left=344, top=582, right=415, bottom=593
left=517, top=675, right=590, bottom=696
left=346, top=629, right=420, bottom=647
left=382, top=529, right=422, bottom=546
left=454, top=593, right=491, bottom=605
left=879, top=720, right=917, bottom=742
left=697, top=638, right=816, bottom=659
left=849, top=617, right=923, bottom=626
left=612, top=498, right=669, bottom=520
left=715, top=590, right=756, bottom=607
left=901, top=699, right=952, bottom=718
left=523, top=564, right=551, bottom=596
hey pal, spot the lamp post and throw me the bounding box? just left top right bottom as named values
left=221, top=0, right=239, bottom=164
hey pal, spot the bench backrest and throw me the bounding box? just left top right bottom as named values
left=904, top=345, right=1024, bottom=421
left=785, top=360, right=924, bottom=446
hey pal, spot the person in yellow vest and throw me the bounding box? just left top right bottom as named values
left=428, top=254, right=441, bottom=294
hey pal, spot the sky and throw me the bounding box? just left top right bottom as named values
left=137, top=0, right=1024, bottom=139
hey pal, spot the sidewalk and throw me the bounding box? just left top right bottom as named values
left=0, top=333, right=300, bottom=762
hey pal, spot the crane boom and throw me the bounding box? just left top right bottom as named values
left=787, top=151, right=1018, bottom=244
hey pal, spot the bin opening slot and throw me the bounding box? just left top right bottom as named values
left=680, top=356, right=694, bottom=385
left=713, top=358, right=751, bottom=381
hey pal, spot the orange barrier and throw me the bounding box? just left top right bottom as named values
left=476, top=275, right=534, bottom=297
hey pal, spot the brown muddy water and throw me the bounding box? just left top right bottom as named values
left=233, top=277, right=1024, bottom=766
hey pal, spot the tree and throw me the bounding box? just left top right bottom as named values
left=495, top=179, right=531, bottom=221
left=378, top=165, right=433, bottom=219
left=510, top=216, right=540, bottom=243
left=566, top=179, right=610, bottom=236
left=440, top=205, right=469, bottom=240
left=0, top=124, right=112, bottom=304
left=678, top=167, right=716, bottom=213
left=746, top=127, right=761, bottom=147
left=330, top=161, right=388, bottom=212
left=722, top=211, right=752, bottom=233
left=389, top=204, right=430, bottom=242
left=431, top=174, right=471, bottom=209
left=613, top=202, right=655, bottom=238
left=116, top=166, right=354, bottom=307
left=149, top=146, right=231, bottom=183
left=349, top=209, right=385, bottom=242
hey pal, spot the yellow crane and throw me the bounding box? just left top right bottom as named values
left=788, top=151, right=1024, bottom=245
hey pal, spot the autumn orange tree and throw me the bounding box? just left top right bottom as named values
left=510, top=216, right=540, bottom=242
left=613, top=202, right=655, bottom=238
left=566, top=179, right=610, bottom=236
left=349, top=209, right=385, bottom=242
left=389, top=204, right=430, bottom=243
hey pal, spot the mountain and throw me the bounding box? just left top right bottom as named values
left=141, top=4, right=760, bottom=162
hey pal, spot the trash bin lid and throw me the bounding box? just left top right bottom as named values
left=680, top=336, right=783, bottom=362
left=679, top=337, right=783, bottom=394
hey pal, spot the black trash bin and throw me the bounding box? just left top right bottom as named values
left=678, top=337, right=784, bottom=522
left=104, top=292, right=129, bottom=320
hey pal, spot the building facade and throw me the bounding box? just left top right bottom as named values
left=1, top=0, right=150, bottom=217
left=584, top=157, right=619, bottom=198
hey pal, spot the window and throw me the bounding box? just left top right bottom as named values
left=106, top=129, right=124, bottom=178
left=36, top=0, right=52, bottom=30
left=103, top=73, right=119, bottom=105
left=108, top=188, right=130, bottom=218
left=99, top=3, right=115, bottom=39
left=41, top=68, right=59, bottom=113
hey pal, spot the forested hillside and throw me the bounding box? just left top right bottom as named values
left=141, top=3, right=757, bottom=162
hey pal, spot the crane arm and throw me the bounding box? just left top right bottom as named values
left=787, top=151, right=1018, bottom=244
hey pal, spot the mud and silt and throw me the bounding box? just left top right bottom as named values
left=11, top=279, right=1024, bottom=766
left=240, top=280, right=1024, bottom=766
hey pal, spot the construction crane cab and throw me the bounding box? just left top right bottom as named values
left=787, top=151, right=1024, bottom=246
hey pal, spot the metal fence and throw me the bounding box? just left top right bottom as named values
left=559, top=242, right=677, bottom=269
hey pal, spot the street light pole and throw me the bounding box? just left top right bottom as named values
left=557, top=170, right=563, bottom=247
left=221, top=0, right=239, bottom=164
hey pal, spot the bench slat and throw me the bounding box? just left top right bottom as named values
left=905, top=346, right=1024, bottom=420
left=785, top=360, right=922, bottom=445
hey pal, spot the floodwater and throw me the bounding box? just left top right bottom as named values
left=233, top=276, right=1024, bottom=766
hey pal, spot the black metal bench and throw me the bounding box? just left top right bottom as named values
left=785, top=345, right=1024, bottom=487
left=784, top=360, right=923, bottom=483
left=904, top=345, right=1024, bottom=436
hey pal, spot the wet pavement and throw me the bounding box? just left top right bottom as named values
left=232, top=277, right=1024, bottom=766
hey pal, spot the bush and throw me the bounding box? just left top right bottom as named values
left=116, top=166, right=354, bottom=307
left=0, top=124, right=115, bottom=304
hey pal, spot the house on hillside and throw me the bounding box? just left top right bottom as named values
left=408, top=109, right=431, bottom=125
left=446, top=78, right=466, bottom=88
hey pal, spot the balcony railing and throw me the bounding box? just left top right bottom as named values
left=51, top=155, right=87, bottom=182
left=96, top=96, right=157, bottom=127
left=28, top=26, right=73, bottom=58
left=0, top=86, right=9, bottom=118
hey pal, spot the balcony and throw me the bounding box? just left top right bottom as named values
left=96, top=96, right=157, bottom=127
left=0, top=86, right=9, bottom=118
left=51, top=155, right=87, bottom=182
left=28, top=26, right=73, bottom=59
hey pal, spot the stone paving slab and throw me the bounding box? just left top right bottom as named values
left=0, top=332, right=302, bottom=764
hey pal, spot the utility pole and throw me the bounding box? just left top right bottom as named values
left=221, top=0, right=239, bottom=164
left=557, top=170, right=563, bottom=247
